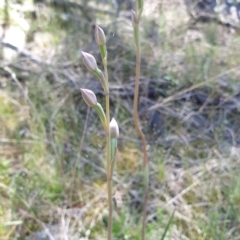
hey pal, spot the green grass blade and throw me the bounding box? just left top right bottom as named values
left=160, top=211, right=175, bottom=240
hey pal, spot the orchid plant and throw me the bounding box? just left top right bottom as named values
left=80, top=26, right=118, bottom=240
left=80, top=1, right=149, bottom=240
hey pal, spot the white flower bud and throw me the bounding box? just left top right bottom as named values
left=81, top=52, right=98, bottom=72
left=95, top=25, right=106, bottom=46
left=110, top=118, right=119, bottom=138
left=80, top=88, right=97, bottom=107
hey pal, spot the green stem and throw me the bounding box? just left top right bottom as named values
left=104, top=57, right=113, bottom=240
left=133, top=11, right=149, bottom=240
left=110, top=138, right=117, bottom=178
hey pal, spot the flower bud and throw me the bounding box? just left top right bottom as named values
left=80, top=88, right=97, bottom=107
left=81, top=51, right=98, bottom=72
left=95, top=25, right=106, bottom=46
left=110, top=118, right=119, bottom=138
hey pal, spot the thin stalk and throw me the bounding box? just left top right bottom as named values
left=133, top=14, right=149, bottom=240
left=103, top=58, right=113, bottom=240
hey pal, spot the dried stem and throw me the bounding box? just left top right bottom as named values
left=133, top=7, right=149, bottom=240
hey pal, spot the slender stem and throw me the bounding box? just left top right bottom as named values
left=133, top=14, right=149, bottom=240
left=104, top=58, right=113, bottom=240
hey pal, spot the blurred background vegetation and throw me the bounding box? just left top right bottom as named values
left=1, top=0, right=240, bottom=239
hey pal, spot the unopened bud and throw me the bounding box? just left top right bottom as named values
left=80, top=88, right=97, bottom=107
left=110, top=118, right=119, bottom=138
left=95, top=25, right=106, bottom=46
left=81, top=51, right=98, bottom=72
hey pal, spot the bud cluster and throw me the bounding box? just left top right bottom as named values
left=80, top=26, right=119, bottom=135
